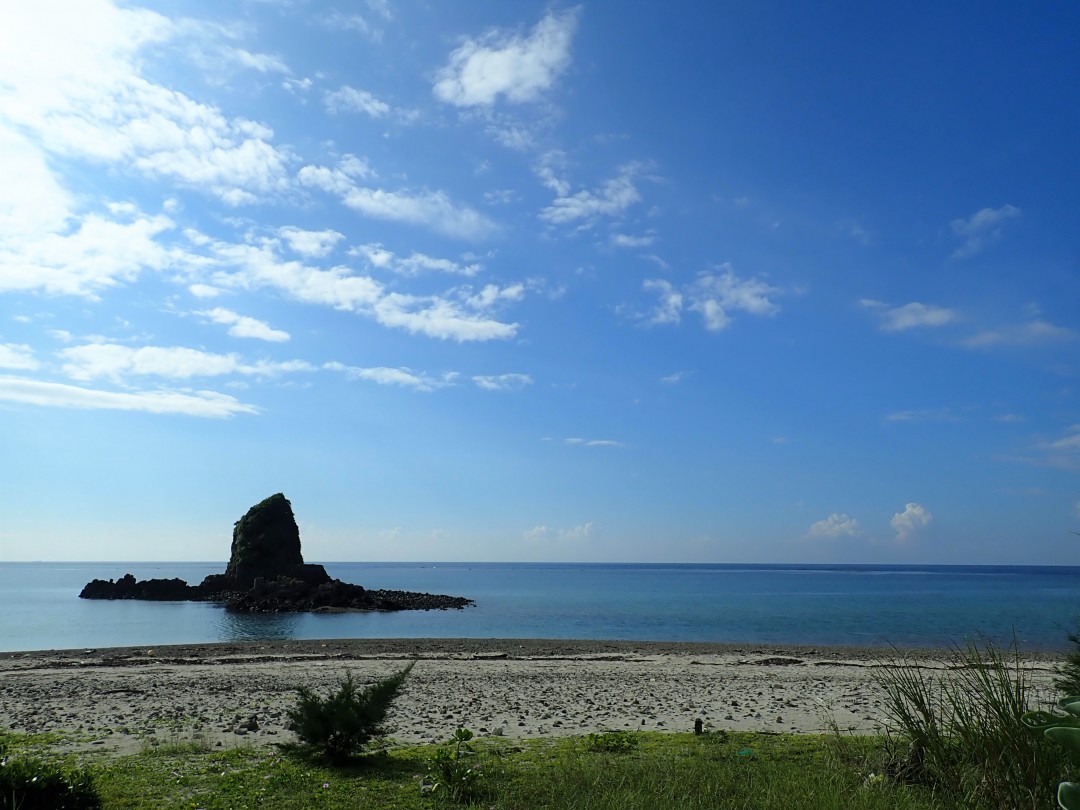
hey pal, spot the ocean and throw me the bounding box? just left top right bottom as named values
left=3, top=562, right=1080, bottom=654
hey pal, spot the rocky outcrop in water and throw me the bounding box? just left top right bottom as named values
left=79, top=494, right=473, bottom=613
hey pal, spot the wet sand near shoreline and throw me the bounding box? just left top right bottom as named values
left=0, top=638, right=1062, bottom=756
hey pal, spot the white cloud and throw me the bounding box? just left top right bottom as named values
left=564, top=437, right=624, bottom=448
left=862, top=300, right=956, bottom=332
left=351, top=243, right=482, bottom=276
left=891, top=502, right=933, bottom=541
left=321, top=5, right=392, bottom=41
left=277, top=227, right=344, bottom=259
left=473, top=373, right=532, bottom=391
left=58, top=343, right=312, bottom=382
left=197, top=238, right=519, bottom=342
left=0, top=128, right=72, bottom=242
left=523, top=521, right=593, bottom=541
left=0, top=0, right=293, bottom=205
left=326, top=362, right=458, bottom=392
left=961, top=320, right=1076, bottom=348
left=373, top=291, right=520, bottom=342
left=324, top=86, right=391, bottom=118
left=282, top=77, right=312, bottom=95
left=196, top=307, right=290, bottom=342
left=172, top=19, right=290, bottom=77
left=1042, top=425, right=1080, bottom=454
left=691, top=269, right=779, bottom=330
left=611, top=232, right=655, bottom=248
left=0, top=209, right=175, bottom=299
left=646, top=267, right=779, bottom=332
left=486, top=120, right=535, bottom=151
left=0, top=375, right=257, bottom=418
left=433, top=8, right=579, bottom=107
left=540, top=162, right=644, bottom=227
left=188, top=284, right=222, bottom=298
left=951, top=204, right=1021, bottom=259
left=643, top=279, right=683, bottom=326
left=298, top=161, right=496, bottom=240
left=0, top=344, right=39, bottom=371
left=808, top=513, right=862, bottom=538
left=660, top=371, right=689, bottom=385
left=993, top=414, right=1025, bottom=423
left=885, top=408, right=959, bottom=423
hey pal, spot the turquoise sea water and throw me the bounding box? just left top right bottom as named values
left=3, top=562, right=1080, bottom=653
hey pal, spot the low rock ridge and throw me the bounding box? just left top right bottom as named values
left=79, top=494, right=473, bottom=613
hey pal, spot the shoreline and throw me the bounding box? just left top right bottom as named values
left=0, top=638, right=1063, bottom=757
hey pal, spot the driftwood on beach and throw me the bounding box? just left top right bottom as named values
left=78, top=493, right=473, bottom=613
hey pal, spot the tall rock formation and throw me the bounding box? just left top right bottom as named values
left=201, top=493, right=330, bottom=591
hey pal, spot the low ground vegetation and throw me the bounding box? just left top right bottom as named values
left=1, top=728, right=962, bottom=810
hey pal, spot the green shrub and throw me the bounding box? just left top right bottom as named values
left=875, top=641, right=1068, bottom=809
left=285, top=662, right=414, bottom=764
left=584, top=729, right=640, bottom=753
left=0, top=748, right=101, bottom=810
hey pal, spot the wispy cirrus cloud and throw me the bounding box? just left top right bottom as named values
left=323, top=85, right=390, bottom=118
left=861, top=299, right=957, bottom=332
left=325, top=362, right=459, bottom=393
left=564, top=437, right=624, bottom=448
left=473, top=373, right=533, bottom=391
left=433, top=8, right=579, bottom=107
left=611, top=232, right=655, bottom=248
left=298, top=159, right=496, bottom=240
left=951, top=204, right=1021, bottom=259
left=885, top=408, right=960, bottom=423
left=58, top=343, right=313, bottom=383
left=960, top=319, right=1076, bottom=348
left=191, top=236, right=520, bottom=342
left=351, top=243, right=483, bottom=276
left=0, top=375, right=258, bottom=418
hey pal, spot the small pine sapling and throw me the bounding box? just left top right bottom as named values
left=286, top=661, right=414, bottom=763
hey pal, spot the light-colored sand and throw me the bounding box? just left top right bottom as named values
left=0, top=639, right=1062, bottom=756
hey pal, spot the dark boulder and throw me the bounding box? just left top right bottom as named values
left=79, top=574, right=196, bottom=601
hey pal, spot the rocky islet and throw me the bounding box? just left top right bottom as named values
left=79, top=494, right=472, bottom=613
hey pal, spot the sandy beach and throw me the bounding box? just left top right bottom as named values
left=0, top=639, right=1062, bottom=756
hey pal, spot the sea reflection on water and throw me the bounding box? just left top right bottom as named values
left=216, top=609, right=302, bottom=642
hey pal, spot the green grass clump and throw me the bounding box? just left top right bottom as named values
left=875, top=641, right=1069, bottom=809
left=583, top=729, right=640, bottom=753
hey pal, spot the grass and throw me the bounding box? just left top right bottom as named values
left=1, top=729, right=962, bottom=810
left=875, top=641, right=1069, bottom=809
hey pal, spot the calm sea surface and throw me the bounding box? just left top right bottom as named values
left=3, top=562, right=1080, bottom=653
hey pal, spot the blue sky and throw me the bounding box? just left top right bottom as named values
left=1, top=1, right=1077, bottom=564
